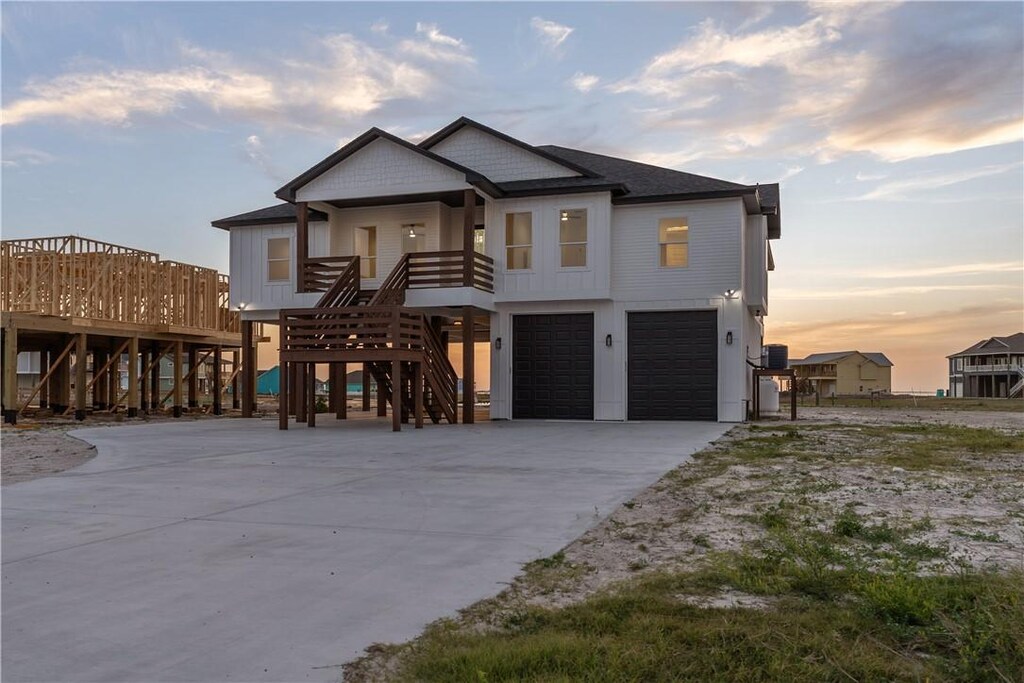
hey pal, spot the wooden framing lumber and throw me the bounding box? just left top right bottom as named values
left=172, top=341, right=183, bottom=418
left=127, top=337, right=139, bottom=417
left=17, top=337, right=76, bottom=414
left=74, top=333, right=87, bottom=420
left=2, top=322, right=17, bottom=424
left=212, top=345, right=222, bottom=415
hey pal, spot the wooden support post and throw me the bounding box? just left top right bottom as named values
left=241, top=320, right=255, bottom=417
left=140, top=348, right=149, bottom=413
left=74, top=333, right=88, bottom=421
left=296, top=201, right=309, bottom=293
left=288, top=360, right=298, bottom=416
left=362, top=365, right=371, bottom=411
left=462, top=307, right=475, bottom=424
left=231, top=349, right=240, bottom=410
left=328, top=364, right=337, bottom=415
left=127, top=337, right=139, bottom=417
left=172, top=340, right=183, bottom=418
left=414, top=362, right=424, bottom=429
left=107, top=340, right=118, bottom=410
left=39, top=350, right=49, bottom=409
left=93, top=348, right=108, bottom=410
left=52, top=337, right=71, bottom=414
left=278, top=361, right=289, bottom=430
left=296, top=363, right=307, bottom=423
left=212, top=346, right=223, bottom=415
left=377, top=367, right=387, bottom=417
left=187, top=346, right=198, bottom=408
left=392, top=358, right=402, bottom=432
left=2, top=323, right=18, bottom=424
left=150, top=343, right=161, bottom=412
left=463, top=189, right=476, bottom=287
left=306, top=363, right=316, bottom=428
left=339, top=363, right=348, bottom=419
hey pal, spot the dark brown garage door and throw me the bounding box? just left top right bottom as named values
left=628, top=310, right=717, bottom=421
left=513, top=313, right=594, bottom=420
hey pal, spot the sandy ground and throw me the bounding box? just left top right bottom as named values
left=0, top=412, right=227, bottom=485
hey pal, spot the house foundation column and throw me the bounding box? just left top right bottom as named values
left=336, top=362, right=347, bottom=420
left=462, top=307, right=475, bottom=424
left=172, top=341, right=184, bottom=418
left=74, top=333, right=88, bottom=421
left=241, top=321, right=256, bottom=417
left=392, top=358, right=402, bottom=432
left=231, top=349, right=240, bottom=410
left=127, top=337, right=139, bottom=418
left=187, top=346, right=198, bottom=409
left=362, top=364, right=371, bottom=411
left=51, top=337, right=71, bottom=414
left=1, top=323, right=18, bottom=424
left=278, top=361, right=289, bottom=430
left=212, top=346, right=223, bottom=415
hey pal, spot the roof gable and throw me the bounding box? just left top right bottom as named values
left=420, top=117, right=595, bottom=181
left=275, top=128, right=497, bottom=202
left=950, top=332, right=1024, bottom=357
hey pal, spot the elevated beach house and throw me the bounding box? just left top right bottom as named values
left=212, top=118, right=781, bottom=429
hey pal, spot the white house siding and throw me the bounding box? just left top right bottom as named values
left=325, top=203, right=444, bottom=289
left=429, top=127, right=580, bottom=182
left=744, top=213, right=768, bottom=315
left=229, top=222, right=323, bottom=319
left=488, top=192, right=612, bottom=302
left=295, top=138, right=470, bottom=203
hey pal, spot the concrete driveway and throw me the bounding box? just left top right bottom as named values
left=2, top=417, right=728, bottom=682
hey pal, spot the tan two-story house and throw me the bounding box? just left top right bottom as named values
left=791, top=351, right=893, bottom=396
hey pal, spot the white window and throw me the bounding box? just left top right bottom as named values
left=659, top=218, right=688, bottom=268
left=267, top=237, right=290, bottom=282
left=505, top=213, right=532, bottom=270
left=355, top=226, right=377, bottom=278
left=402, top=223, right=427, bottom=254
left=559, top=209, right=587, bottom=268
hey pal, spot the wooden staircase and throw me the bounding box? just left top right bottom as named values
left=279, top=255, right=460, bottom=428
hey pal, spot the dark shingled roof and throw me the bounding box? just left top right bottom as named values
left=791, top=351, right=894, bottom=367
left=949, top=332, right=1024, bottom=357
left=211, top=203, right=328, bottom=230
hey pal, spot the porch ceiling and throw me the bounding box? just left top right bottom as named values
left=323, top=190, right=484, bottom=211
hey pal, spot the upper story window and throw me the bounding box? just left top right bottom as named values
left=402, top=223, right=426, bottom=254
left=505, top=212, right=532, bottom=270
left=658, top=218, right=689, bottom=268
left=267, top=237, right=290, bottom=282
left=559, top=209, right=587, bottom=268
left=355, top=226, right=377, bottom=278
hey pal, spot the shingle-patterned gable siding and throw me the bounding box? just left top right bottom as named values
left=295, top=138, right=468, bottom=203
left=430, top=127, right=580, bottom=183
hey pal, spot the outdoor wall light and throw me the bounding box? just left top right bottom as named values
left=495, top=337, right=502, bottom=350
left=236, top=302, right=247, bottom=311
left=726, top=331, right=734, bottom=345
left=605, top=334, right=613, bottom=348
left=725, top=288, right=738, bottom=299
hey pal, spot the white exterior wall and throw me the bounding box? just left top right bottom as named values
left=295, top=138, right=470, bottom=202
left=488, top=192, right=612, bottom=302
left=430, top=127, right=579, bottom=182
left=744, top=213, right=768, bottom=315
left=326, top=203, right=443, bottom=289
left=228, top=222, right=324, bottom=319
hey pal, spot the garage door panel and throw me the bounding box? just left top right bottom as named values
left=513, top=313, right=594, bottom=420
left=628, top=311, right=717, bottom=421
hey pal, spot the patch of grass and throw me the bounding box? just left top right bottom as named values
left=954, top=529, right=1004, bottom=543
left=392, top=559, right=1024, bottom=683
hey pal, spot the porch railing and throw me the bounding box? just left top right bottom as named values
left=406, top=251, right=494, bottom=292
left=279, top=306, right=426, bottom=355
left=302, top=256, right=358, bottom=293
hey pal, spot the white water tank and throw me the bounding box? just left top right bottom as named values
left=759, top=377, right=780, bottom=413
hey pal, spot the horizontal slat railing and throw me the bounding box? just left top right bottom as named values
left=406, top=250, right=494, bottom=292
left=315, top=256, right=360, bottom=308
left=303, top=256, right=358, bottom=293
left=280, top=306, right=425, bottom=355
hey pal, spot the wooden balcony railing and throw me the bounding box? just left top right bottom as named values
left=279, top=306, right=427, bottom=357
left=302, top=256, right=358, bottom=293
left=406, top=251, right=494, bottom=292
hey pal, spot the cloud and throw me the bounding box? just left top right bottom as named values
left=608, top=3, right=1023, bottom=164
left=569, top=72, right=599, bottom=93
left=1, top=146, right=56, bottom=167
left=530, top=17, right=573, bottom=51
left=370, top=19, right=389, bottom=34
left=241, top=134, right=282, bottom=180
left=772, top=283, right=1015, bottom=301
left=1, top=28, right=476, bottom=129
left=854, top=162, right=1021, bottom=200
left=848, top=261, right=1023, bottom=280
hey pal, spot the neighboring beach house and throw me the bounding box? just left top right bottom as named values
left=213, top=117, right=781, bottom=428
left=790, top=351, right=893, bottom=397
left=947, top=333, right=1024, bottom=399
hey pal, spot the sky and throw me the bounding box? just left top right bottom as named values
left=2, top=1, right=1022, bottom=392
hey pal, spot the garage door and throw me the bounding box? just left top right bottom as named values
left=628, top=310, right=717, bottom=420
left=513, top=313, right=594, bottom=419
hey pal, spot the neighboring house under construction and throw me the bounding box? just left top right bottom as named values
left=947, top=332, right=1024, bottom=399
left=1, top=236, right=246, bottom=423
